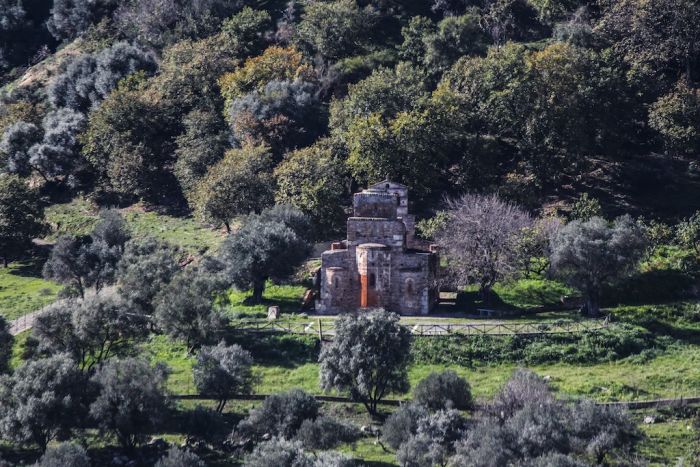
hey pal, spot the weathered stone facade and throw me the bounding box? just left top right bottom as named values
left=316, top=181, right=439, bottom=315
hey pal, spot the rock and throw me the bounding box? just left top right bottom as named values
left=262, top=432, right=271, bottom=441
left=267, top=306, right=280, bottom=320
left=543, top=375, right=551, bottom=381
left=643, top=416, right=655, bottom=424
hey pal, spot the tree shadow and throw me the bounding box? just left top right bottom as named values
left=220, top=330, right=320, bottom=367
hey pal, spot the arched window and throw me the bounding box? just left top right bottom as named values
left=369, top=273, right=376, bottom=288
left=406, top=279, right=414, bottom=295
left=334, top=277, right=339, bottom=289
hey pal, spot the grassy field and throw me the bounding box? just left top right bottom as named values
left=45, top=197, right=224, bottom=255
left=638, top=418, right=697, bottom=466
left=0, top=261, right=61, bottom=320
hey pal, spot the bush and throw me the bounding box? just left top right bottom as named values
left=296, top=416, right=361, bottom=450
left=237, top=389, right=319, bottom=440
left=382, top=403, right=428, bottom=450
left=155, top=447, right=205, bottom=467
left=413, top=370, right=472, bottom=411
left=34, top=443, right=90, bottom=467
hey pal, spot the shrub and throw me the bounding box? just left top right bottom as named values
left=296, top=416, right=361, bottom=450
left=34, top=443, right=90, bottom=467
left=155, top=447, right=205, bottom=467
left=413, top=370, right=472, bottom=411
left=381, top=403, right=428, bottom=450
left=237, top=389, right=319, bottom=440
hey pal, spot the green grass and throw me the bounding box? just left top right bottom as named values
left=144, top=331, right=700, bottom=403
left=492, top=278, right=577, bottom=310
left=225, top=283, right=308, bottom=319
left=638, top=418, right=697, bottom=466
left=0, top=261, right=61, bottom=320
left=45, top=197, right=223, bottom=255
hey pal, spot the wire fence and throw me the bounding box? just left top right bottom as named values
left=228, top=316, right=610, bottom=339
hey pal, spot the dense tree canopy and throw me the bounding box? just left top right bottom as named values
left=0, top=174, right=44, bottom=265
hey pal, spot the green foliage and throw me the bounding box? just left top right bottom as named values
left=413, top=370, right=472, bottom=411
left=153, top=265, right=227, bottom=352
left=174, top=109, right=230, bottom=200
left=411, top=324, right=656, bottom=367
left=219, top=206, right=311, bottom=303
left=192, top=341, right=254, bottom=412
left=0, top=174, right=45, bottom=265
left=31, top=295, right=147, bottom=371
left=675, top=211, right=700, bottom=255
left=319, top=310, right=411, bottom=415
left=89, top=357, right=171, bottom=450
left=0, top=353, right=85, bottom=450
left=192, top=145, right=275, bottom=232
left=415, top=211, right=448, bottom=240
left=80, top=75, right=177, bottom=202
left=34, top=442, right=90, bottom=467
left=295, top=0, right=379, bottom=61
left=236, top=389, right=319, bottom=441
left=155, top=447, right=204, bottom=467
left=569, top=193, right=602, bottom=221
left=649, top=81, right=700, bottom=156
left=274, top=138, right=349, bottom=239
left=117, top=236, right=181, bottom=315
left=551, top=216, right=647, bottom=316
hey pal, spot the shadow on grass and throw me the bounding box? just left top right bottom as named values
left=221, top=330, right=320, bottom=367
left=6, top=249, right=51, bottom=278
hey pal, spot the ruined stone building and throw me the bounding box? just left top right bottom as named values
left=316, top=181, right=439, bottom=315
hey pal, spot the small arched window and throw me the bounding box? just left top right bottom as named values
left=406, top=279, right=414, bottom=295
left=334, top=277, right=339, bottom=289
left=369, top=273, right=376, bottom=288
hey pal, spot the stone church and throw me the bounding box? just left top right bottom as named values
left=315, top=181, right=439, bottom=315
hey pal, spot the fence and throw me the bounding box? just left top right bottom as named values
left=228, top=316, right=610, bottom=340
left=171, top=392, right=700, bottom=411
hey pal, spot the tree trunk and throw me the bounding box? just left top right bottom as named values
left=251, top=280, right=265, bottom=304
left=584, top=290, right=601, bottom=317
left=224, top=221, right=231, bottom=234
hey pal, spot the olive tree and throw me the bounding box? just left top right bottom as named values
left=413, top=370, right=472, bottom=411
left=43, top=209, right=130, bottom=297
left=89, top=358, right=170, bottom=451
left=0, top=354, right=85, bottom=450
left=32, top=296, right=147, bottom=372
left=319, top=310, right=411, bottom=416
left=193, top=341, right=254, bottom=413
left=117, top=237, right=181, bottom=316
left=236, top=389, right=319, bottom=441
left=219, top=206, right=311, bottom=303
left=435, top=193, right=533, bottom=301
left=448, top=369, right=640, bottom=465
left=153, top=266, right=226, bottom=352
left=550, top=216, right=647, bottom=316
